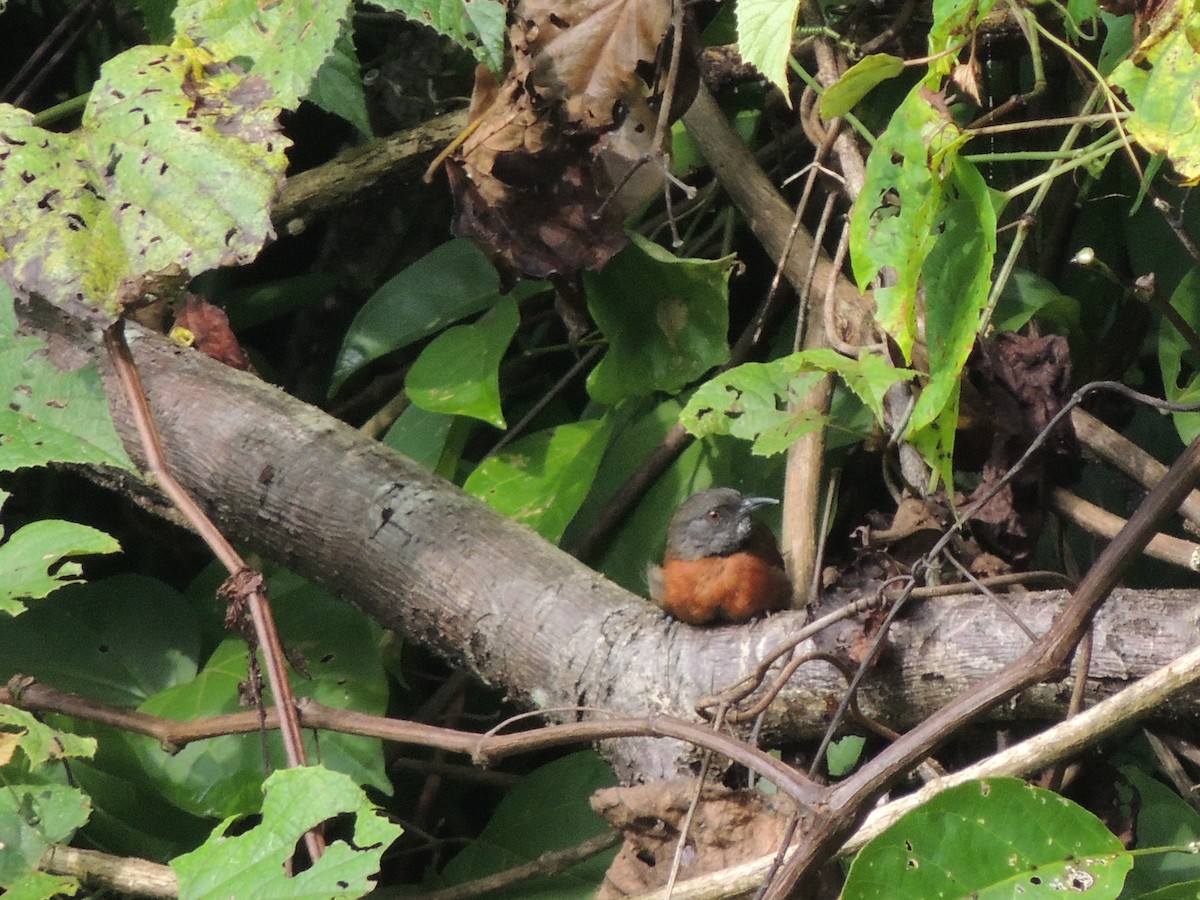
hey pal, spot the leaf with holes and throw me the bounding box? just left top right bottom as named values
left=843, top=778, right=1131, bottom=898
left=171, top=766, right=402, bottom=900
left=173, top=0, right=351, bottom=110
left=0, top=44, right=288, bottom=324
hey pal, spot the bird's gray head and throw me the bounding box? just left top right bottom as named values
left=666, top=487, right=778, bottom=560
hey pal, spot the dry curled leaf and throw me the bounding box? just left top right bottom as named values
left=591, top=778, right=792, bottom=897
left=444, top=0, right=695, bottom=280
left=173, top=295, right=251, bottom=371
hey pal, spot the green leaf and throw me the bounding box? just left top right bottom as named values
left=0, top=705, right=97, bottom=770
left=585, top=234, right=733, bottom=405
left=928, top=0, right=999, bottom=71
left=407, top=295, right=519, bottom=428
left=1158, top=264, right=1200, bottom=443
left=464, top=417, right=614, bottom=544
left=1, top=870, right=81, bottom=900
left=173, top=0, right=352, bottom=110
left=308, top=23, right=373, bottom=136
left=0, top=783, right=91, bottom=893
left=992, top=268, right=1081, bottom=334
left=843, top=778, right=1131, bottom=898
left=1109, top=2, right=1200, bottom=185
left=0, top=515, right=121, bottom=615
left=384, top=404, right=472, bottom=479
left=369, top=0, right=508, bottom=72
left=1118, top=766, right=1200, bottom=896
left=0, top=43, right=288, bottom=324
left=0, top=290, right=133, bottom=474
left=128, top=568, right=390, bottom=818
left=849, top=85, right=969, bottom=360
left=826, top=735, right=865, bottom=778
left=437, top=751, right=617, bottom=899
left=331, top=239, right=537, bottom=394
left=735, top=0, right=802, bottom=103
left=171, top=766, right=403, bottom=900
left=820, top=54, right=905, bottom=119
left=682, top=350, right=912, bottom=455
left=908, top=158, right=995, bottom=436
left=0, top=574, right=201, bottom=707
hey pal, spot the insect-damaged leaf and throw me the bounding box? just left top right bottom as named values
left=0, top=45, right=288, bottom=324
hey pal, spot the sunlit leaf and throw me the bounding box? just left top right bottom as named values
left=173, top=0, right=351, bottom=109
left=849, top=85, right=968, bottom=360
left=843, top=778, right=1131, bottom=898
left=1109, top=1, right=1200, bottom=185
left=820, top=54, right=905, bottom=119
left=464, top=417, right=613, bottom=543
left=406, top=295, right=519, bottom=428
left=735, top=0, right=802, bottom=103
left=172, top=766, right=402, bottom=900
left=370, top=0, right=508, bottom=72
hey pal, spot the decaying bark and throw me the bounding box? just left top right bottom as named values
left=24, top=302, right=1200, bottom=781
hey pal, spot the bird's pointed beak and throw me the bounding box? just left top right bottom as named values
left=740, top=496, right=779, bottom=516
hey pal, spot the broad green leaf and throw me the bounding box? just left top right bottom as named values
left=369, top=0, right=508, bottom=72
left=1109, top=2, right=1200, bottom=185
left=308, top=23, right=373, bottom=136
left=1118, top=766, right=1200, bottom=896
left=0, top=574, right=201, bottom=707
left=1158, top=265, right=1200, bottom=444
left=0, top=517, right=121, bottom=615
left=464, top=417, right=614, bottom=544
left=0, top=705, right=96, bottom=770
left=585, top=234, right=733, bottom=405
left=909, top=158, right=995, bottom=435
left=173, top=0, right=351, bottom=110
left=129, top=568, right=390, bottom=818
left=0, top=289, right=133, bottom=474
left=0, top=44, right=288, bottom=324
left=906, top=384, right=958, bottom=494
left=1099, top=11, right=1134, bottom=75
left=849, top=85, right=968, bottom=360
left=682, top=350, right=912, bottom=455
left=1, top=870, right=81, bottom=900
left=331, top=239, right=539, bottom=393
left=407, top=295, right=519, bottom=428
left=684, top=361, right=831, bottom=456
left=735, top=0, right=802, bottom=103
left=992, top=268, right=1081, bottom=334
left=437, top=751, right=617, bottom=899
left=384, top=404, right=472, bottom=480
left=171, top=766, right=403, bottom=900
left=0, top=783, right=91, bottom=892
left=820, top=54, right=905, bottom=119
left=843, top=778, right=1131, bottom=898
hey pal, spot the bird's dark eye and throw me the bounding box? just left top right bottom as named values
left=706, top=509, right=721, bottom=522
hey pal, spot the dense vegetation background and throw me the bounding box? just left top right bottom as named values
left=3, top=0, right=1200, bottom=896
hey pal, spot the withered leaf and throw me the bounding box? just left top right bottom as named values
left=514, top=0, right=673, bottom=129
left=444, top=0, right=692, bottom=281
left=591, top=779, right=792, bottom=898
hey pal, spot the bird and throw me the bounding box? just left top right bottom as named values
left=648, top=488, right=792, bottom=625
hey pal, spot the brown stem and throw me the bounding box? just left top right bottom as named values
left=101, top=322, right=323, bottom=862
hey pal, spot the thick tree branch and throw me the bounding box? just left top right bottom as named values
left=23, top=303, right=1200, bottom=781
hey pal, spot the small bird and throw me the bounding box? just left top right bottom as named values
left=648, top=488, right=792, bottom=625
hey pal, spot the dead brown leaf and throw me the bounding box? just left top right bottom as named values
left=443, top=0, right=694, bottom=281
left=591, top=778, right=792, bottom=897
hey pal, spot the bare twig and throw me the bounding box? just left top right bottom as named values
left=102, top=322, right=323, bottom=862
